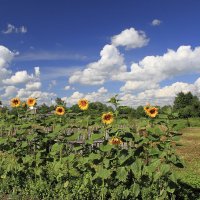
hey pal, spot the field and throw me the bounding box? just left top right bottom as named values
left=1, top=100, right=200, bottom=199
left=176, top=127, right=200, bottom=188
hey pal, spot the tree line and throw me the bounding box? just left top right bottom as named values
left=1, top=92, right=200, bottom=119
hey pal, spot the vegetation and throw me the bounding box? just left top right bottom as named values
left=0, top=93, right=200, bottom=199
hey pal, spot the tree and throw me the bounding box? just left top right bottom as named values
left=173, top=92, right=198, bottom=110
left=173, top=92, right=200, bottom=118
left=55, top=97, right=66, bottom=107
left=118, top=106, right=137, bottom=119
left=136, top=106, right=146, bottom=118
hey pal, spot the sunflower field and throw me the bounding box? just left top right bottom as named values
left=0, top=96, right=193, bottom=199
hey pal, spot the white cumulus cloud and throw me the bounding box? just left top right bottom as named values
left=3, top=70, right=34, bottom=84
left=64, top=85, right=71, bottom=90
left=69, top=44, right=126, bottom=85
left=26, top=82, right=41, bottom=91
left=2, top=86, right=18, bottom=98
left=119, top=45, right=200, bottom=92
left=0, top=46, right=15, bottom=87
left=111, top=27, right=149, bottom=49
left=151, top=19, right=162, bottom=26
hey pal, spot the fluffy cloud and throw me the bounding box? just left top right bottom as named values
left=17, top=89, right=56, bottom=104
left=34, top=67, right=40, bottom=77
left=69, top=44, right=126, bottom=85
left=0, top=46, right=55, bottom=105
left=3, top=71, right=34, bottom=84
left=2, top=86, right=18, bottom=98
left=111, top=28, right=149, bottom=49
left=120, top=81, right=159, bottom=92
left=48, top=80, right=57, bottom=90
left=26, top=82, right=41, bottom=91
left=0, top=46, right=14, bottom=86
left=64, top=85, right=71, bottom=90
left=2, top=24, right=27, bottom=34
left=120, top=78, right=200, bottom=107
left=62, top=91, right=84, bottom=105
left=119, top=45, right=200, bottom=92
left=0, top=45, right=14, bottom=67
left=98, top=87, right=108, bottom=93
left=62, top=87, right=110, bottom=106
left=69, top=27, right=149, bottom=85
left=151, top=19, right=162, bottom=26
left=3, top=66, right=40, bottom=85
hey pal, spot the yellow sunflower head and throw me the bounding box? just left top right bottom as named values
left=78, top=99, right=89, bottom=110
left=55, top=106, right=65, bottom=116
left=102, top=112, right=114, bottom=125
left=27, top=97, right=36, bottom=107
left=11, top=98, right=21, bottom=107
left=146, top=107, right=158, bottom=118
left=144, top=103, right=151, bottom=113
left=109, top=137, right=122, bottom=145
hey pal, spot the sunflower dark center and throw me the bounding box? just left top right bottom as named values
left=104, top=114, right=111, bottom=120
left=81, top=101, right=87, bottom=106
left=58, top=108, right=63, bottom=112
left=13, top=100, right=19, bottom=104
left=150, top=109, right=156, bottom=114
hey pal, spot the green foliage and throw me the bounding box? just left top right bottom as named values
left=0, top=96, right=197, bottom=199
left=173, top=92, right=200, bottom=118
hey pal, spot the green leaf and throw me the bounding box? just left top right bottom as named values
left=88, top=153, right=101, bottom=161
left=21, top=141, right=28, bottom=148
left=10, top=137, right=17, bottom=142
left=69, top=168, right=80, bottom=177
left=172, top=136, right=180, bottom=141
left=131, top=159, right=142, bottom=180
left=93, top=167, right=111, bottom=180
left=67, top=131, right=81, bottom=141
left=27, top=134, right=37, bottom=141
left=67, top=154, right=75, bottom=162
left=50, top=143, right=62, bottom=155
left=158, top=114, right=168, bottom=119
left=160, top=164, right=170, bottom=174
left=0, top=138, right=7, bottom=144
left=64, top=181, right=69, bottom=188
left=116, top=167, right=128, bottom=182
left=123, top=190, right=130, bottom=198
left=90, top=133, right=104, bottom=141
left=148, top=159, right=161, bottom=173
left=100, top=144, right=112, bottom=152
left=131, top=183, right=140, bottom=197
left=103, top=158, right=110, bottom=168
left=169, top=173, right=177, bottom=184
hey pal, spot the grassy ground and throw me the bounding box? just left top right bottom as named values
left=175, top=127, right=200, bottom=189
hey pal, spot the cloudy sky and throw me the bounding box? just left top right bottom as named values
left=1, top=0, right=200, bottom=107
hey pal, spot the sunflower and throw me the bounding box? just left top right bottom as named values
left=144, top=103, right=151, bottom=113
left=146, top=107, right=158, bottom=118
left=27, top=97, right=36, bottom=107
left=102, top=112, right=114, bottom=125
left=109, top=137, right=122, bottom=145
left=78, top=99, right=89, bottom=110
left=11, top=98, right=21, bottom=107
left=55, top=106, right=65, bottom=116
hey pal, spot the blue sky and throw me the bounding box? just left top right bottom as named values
left=0, top=0, right=200, bottom=106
